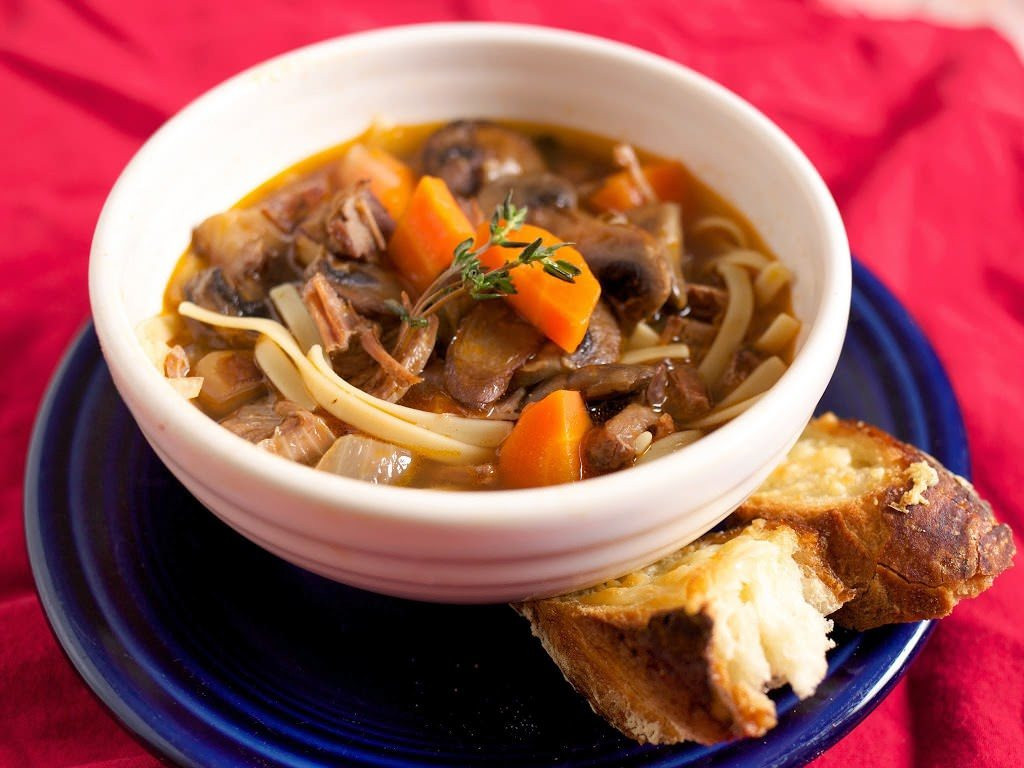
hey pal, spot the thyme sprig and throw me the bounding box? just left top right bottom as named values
left=387, top=192, right=580, bottom=327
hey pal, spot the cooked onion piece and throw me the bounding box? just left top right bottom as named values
left=636, top=429, right=703, bottom=465
left=178, top=302, right=503, bottom=463
left=619, top=344, right=691, bottom=366
left=754, top=262, right=791, bottom=306
left=625, top=321, right=661, bottom=351
left=689, top=215, right=748, bottom=249
left=698, top=262, right=754, bottom=386
left=717, top=356, right=786, bottom=409
left=269, top=283, right=322, bottom=352
left=254, top=337, right=317, bottom=411
left=167, top=377, right=204, bottom=399
left=754, top=313, right=801, bottom=355
left=684, top=394, right=766, bottom=429
left=316, top=435, right=415, bottom=485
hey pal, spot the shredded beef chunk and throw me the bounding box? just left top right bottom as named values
left=647, top=362, right=712, bottom=422
left=445, top=302, right=544, bottom=408
left=420, top=120, right=546, bottom=197
left=304, top=258, right=404, bottom=317
left=582, top=404, right=673, bottom=476
left=261, top=177, right=329, bottom=233
left=257, top=402, right=337, bottom=465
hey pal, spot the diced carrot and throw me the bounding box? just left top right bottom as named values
left=338, top=143, right=415, bottom=219
left=389, top=176, right=475, bottom=293
left=499, top=390, right=593, bottom=489
left=476, top=223, right=601, bottom=353
left=589, top=161, right=688, bottom=212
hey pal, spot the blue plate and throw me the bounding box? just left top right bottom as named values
left=25, top=261, right=963, bottom=767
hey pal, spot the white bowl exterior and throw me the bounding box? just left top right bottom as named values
left=89, top=24, right=850, bottom=602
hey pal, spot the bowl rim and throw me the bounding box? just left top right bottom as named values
left=89, top=21, right=851, bottom=525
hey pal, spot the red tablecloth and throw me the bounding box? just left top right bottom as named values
left=2, top=1, right=1022, bottom=765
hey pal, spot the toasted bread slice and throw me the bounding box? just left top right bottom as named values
left=730, top=413, right=1015, bottom=630
left=516, top=520, right=849, bottom=745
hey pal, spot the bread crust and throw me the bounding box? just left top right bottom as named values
left=516, top=523, right=846, bottom=745
left=730, top=414, right=1016, bottom=630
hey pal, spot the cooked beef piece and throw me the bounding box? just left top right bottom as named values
left=302, top=272, right=368, bottom=355
left=675, top=316, right=719, bottom=362
left=304, top=273, right=431, bottom=402
left=323, top=183, right=394, bottom=261
left=625, top=202, right=685, bottom=309
left=420, top=120, right=546, bottom=197
left=565, top=300, right=621, bottom=369
left=685, top=283, right=729, bottom=323
left=305, top=258, right=404, bottom=317
left=476, top=172, right=578, bottom=220
left=541, top=210, right=673, bottom=329
left=527, top=363, right=656, bottom=405
left=257, top=401, right=337, bottom=465
left=219, top=394, right=284, bottom=443
left=647, top=362, right=713, bottom=422
left=191, top=208, right=296, bottom=301
left=261, top=176, right=329, bottom=233
left=360, top=314, right=438, bottom=403
left=445, top=302, right=545, bottom=408
left=718, top=347, right=764, bottom=398
left=582, top=404, right=673, bottom=476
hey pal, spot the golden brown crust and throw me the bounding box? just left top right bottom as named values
left=730, top=414, right=1016, bottom=630
left=516, top=522, right=847, bottom=745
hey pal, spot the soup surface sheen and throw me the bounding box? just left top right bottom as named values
left=147, top=120, right=797, bottom=490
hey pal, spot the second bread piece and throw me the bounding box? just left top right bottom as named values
left=516, top=520, right=848, bottom=745
left=731, top=413, right=1016, bottom=630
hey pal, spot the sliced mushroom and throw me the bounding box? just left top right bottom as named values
left=564, top=299, right=621, bottom=369
left=183, top=267, right=270, bottom=347
left=625, top=202, right=685, bottom=308
left=445, top=302, right=544, bottom=408
left=191, top=208, right=296, bottom=301
left=420, top=120, right=546, bottom=197
left=527, top=363, right=656, bottom=405
left=542, top=210, right=673, bottom=329
left=476, top=172, right=578, bottom=221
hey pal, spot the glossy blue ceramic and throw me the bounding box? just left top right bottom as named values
left=25, top=261, right=963, bottom=767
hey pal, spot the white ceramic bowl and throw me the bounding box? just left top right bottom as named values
left=89, top=23, right=850, bottom=603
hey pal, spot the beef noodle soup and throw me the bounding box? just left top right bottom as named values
left=140, top=120, right=799, bottom=490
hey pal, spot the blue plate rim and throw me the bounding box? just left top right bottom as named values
left=23, top=259, right=962, bottom=768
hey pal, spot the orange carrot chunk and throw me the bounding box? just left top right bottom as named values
left=389, top=176, right=475, bottom=293
left=589, top=161, right=688, bottom=212
left=499, top=390, right=593, bottom=489
left=476, top=223, right=601, bottom=354
left=337, top=143, right=415, bottom=220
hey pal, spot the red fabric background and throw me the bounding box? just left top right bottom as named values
left=2, top=0, right=1022, bottom=765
